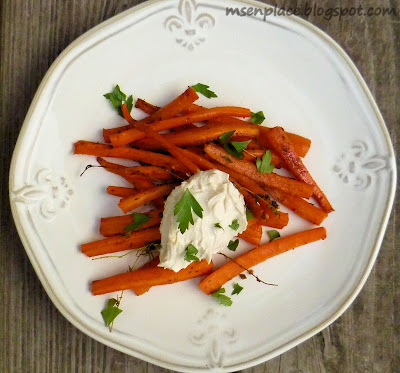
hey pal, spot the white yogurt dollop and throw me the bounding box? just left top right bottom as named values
left=159, top=169, right=247, bottom=272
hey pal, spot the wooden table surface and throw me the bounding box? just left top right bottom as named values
left=1, top=0, right=399, bottom=372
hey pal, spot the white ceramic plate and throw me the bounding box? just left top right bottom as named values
left=9, top=0, right=396, bottom=371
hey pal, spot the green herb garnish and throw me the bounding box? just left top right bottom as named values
left=174, top=188, right=204, bottom=234
left=231, top=140, right=252, bottom=154
left=232, top=283, right=243, bottom=295
left=256, top=150, right=275, bottom=173
left=267, top=230, right=281, bottom=241
left=184, top=244, right=200, bottom=262
left=229, top=219, right=240, bottom=231
left=211, top=287, right=232, bottom=306
left=227, top=239, right=239, bottom=251
left=104, top=85, right=133, bottom=117
left=219, top=130, right=235, bottom=144
left=191, top=83, right=217, bottom=98
left=219, top=131, right=251, bottom=159
left=246, top=209, right=254, bottom=220
left=124, top=212, right=149, bottom=232
left=101, top=297, right=123, bottom=332
left=214, top=223, right=223, bottom=229
left=251, top=111, right=265, bottom=124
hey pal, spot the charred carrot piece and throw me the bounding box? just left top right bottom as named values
left=118, top=184, right=177, bottom=214
left=92, top=257, right=213, bottom=295
left=109, top=107, right=252, bottom=147
left=204, top=143, right=314, bottom=199
left=100, top=209, right=163, bottom=237
left=81, top=227, right=161, bottom=257
left=199, top=227, right=327, bottom=294
left=262, top=127, right=334, bottom=213
left=73, top=141, right=188, bottom=173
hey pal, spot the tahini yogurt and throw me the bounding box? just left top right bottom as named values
left=159, top=169, right=247, bottom=271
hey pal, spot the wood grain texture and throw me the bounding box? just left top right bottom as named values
left=0, top=0, right=398, bottom=372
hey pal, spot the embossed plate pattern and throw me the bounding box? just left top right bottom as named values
left=9, top=0, right=396, bottom=371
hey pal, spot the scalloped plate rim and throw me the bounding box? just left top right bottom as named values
left=9, top=0, right=397, bottom=372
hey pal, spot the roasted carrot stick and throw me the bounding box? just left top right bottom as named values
left=109, top=107, right=252, bottom=147
left=133, top=121, right=260, bottom=150
left=242, top=148, right=282, bottom=168
left=135, top=98, right=159, bottom=114
left=121, top=102, right=200, bottom=174
left=100, top=209, right=163, bottom=237
left=107, top=186, right=137, bottom=198
left=208, top=116, right=311, bottom=157
left=204, top=143, right=314, bottom=199
left=129, top=257, right=160, bottom=295
left=199, top=227, right=327, bottom=294
left=237, top=219, right=263, bottom=246
left=103, top=125, right=131, bottom=143
left=184, top=147, right=324, bottom=225
left=104, top=88, right=198, bottom=143
left=267, top=187, right=328, bottom=225
left=236, top=185, right=264, bottom=219
left=92, top=258, right=213, bottom=295
left=132, top=86, right=199, bottom=126
left=81, top=227, right=161, bottom=257
left=106, top=87, right=199, bottom=146
left=96, top=157, right=163, bottom=193
left=135, top=98, right=202, bottom=116
left=258, top=126, right=311, bottom=159
left=96, top=157, right=149, bottom=186
left=118, top=184, right=177, bottom=214
left=123, top=166, right=173, bottom=181
left=262, top=127, right=334, bottom=213
left=259, top=206, right=289, bottom=229
left=74, top=141, right=188, bottom=173
left=121, top=102, right=135, bottom=124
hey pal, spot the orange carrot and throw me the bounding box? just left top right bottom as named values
left=121, top=102, right=135, bottom=124
left=124, top=166, right=173, bottom=181
left=258, top=206, right=289, bottom=229
left=132, top=86, right=199, bottom=126
left=242, top=148, right=282, bottom=168
left=107, top=186, right=137, bottom=198
left=237, top=185, right=263, bottom=219
left=96, top=157, right=147, bottom=186
left=237, top=219, right=263, bottom=246
left=262, top=127, right=334, bottom=213
left=258, top=126, right=311, bottom=158
left=92, top=258, right=213, bottom=295
left=133, top=122, right=260, bottom=150
left=208, top=116, right=311, bottom=157
left=135, top=98, right=159, bottom=114
left=103, top=125, right=131, bottom=143
left=100, top=209, right=163, bottom=237
left=74, top=141, right=188, bottom=173
left=135, top=124, right=200, bottom=175
left=135, top=98, right=202, bottom=116
left=129, top=257, right=160, bottom=295
left=267, top=188, right=328, bottom=226
left=81, top=227, right=161, bottom=257
left=199, top=227, right=327, bottom=294
left=118, top=184, right=177, bottom=214
left=104, top=91, right=185, bottom=143
left=96, top=156, right=162, bottom=191
left=96, top=156, right=128, bottom=176
left=109, top=107, right=252, bottom=147
left=120, top=101, right=200, bottom=174
left=204, top=143, right=314, bottom=199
